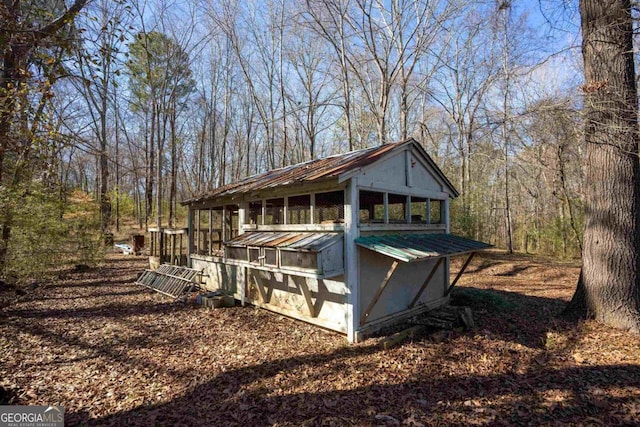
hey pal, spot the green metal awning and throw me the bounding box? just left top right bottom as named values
left=355, top=233, right=492, bottom=263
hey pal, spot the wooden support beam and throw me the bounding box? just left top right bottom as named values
left=293, top=276, right=316, bottom=317
left=314, top=280, right=327, bottom=315
left=409, top=257, right=444, bottom=309
left=445, top=252, right=475, bottom=296
left=251, top=272, right=271, bottom=303
left=360, top=260, right=399, bottom=326
left=381, top=325, right=424, bottom=350
left=209, top=209, right=213, bottom=256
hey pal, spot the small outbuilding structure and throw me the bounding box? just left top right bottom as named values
left=182, top=138, right=490, bottom=342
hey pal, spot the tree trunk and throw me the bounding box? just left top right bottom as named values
left=99, top=86, right=110, bottom=233
left=565, top=0, right=640, bottom=333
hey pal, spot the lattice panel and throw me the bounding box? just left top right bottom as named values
left=136, top=264, right=202, bottom=300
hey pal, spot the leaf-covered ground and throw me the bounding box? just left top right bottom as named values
left=1, top=252, right=640, bottom=426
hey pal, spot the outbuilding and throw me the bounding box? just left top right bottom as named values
left=182, top=138, right=490, bottom=342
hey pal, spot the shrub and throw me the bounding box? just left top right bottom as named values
left=2, top=186, right=103, bottom=283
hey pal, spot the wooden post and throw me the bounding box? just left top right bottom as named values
left=405, top=195, right=411, bottom=224
left=409, top=258, right=444, bottom=308
left=383, top=192, right=389, bottom=224
left=344, top=179, right=360, bottom=342
left=360, top=260, right=399, bottom=326
left=445, top=252, right=475, bottom=296
left=179, top=233, right=183, bottom=266
left=238, top=202, right=246, bottom=236
left=195, top=210, right=200, bottom=255
left=222, top=205, right=227, bottom=243
left=187, top=209, right=193, bottom=267
left=310, top=193, right=315, bottom=224
left=209, top=209, right=213, bottom=256
left=284, top=196, right=289, bottom=225
left=171, top=233, right=176, bottom=265
left=444, top=198, right=450, bottom=233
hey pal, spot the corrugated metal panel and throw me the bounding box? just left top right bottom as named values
left=226, top=231, right=343, bottom=251
left=183, top=140, right=406, bottom=203
left=355, top=233, right=492, bottom=262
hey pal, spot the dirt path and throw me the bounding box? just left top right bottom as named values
left=1, top=252, right=639, bottom=426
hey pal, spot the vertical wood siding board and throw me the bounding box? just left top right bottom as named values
left=409, top=257, right=445, bottom=308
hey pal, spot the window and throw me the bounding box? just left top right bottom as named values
left=410, top=197, right=427, bottom=224
left=264, top=248, right=278, bottom=266
left=249, top=247, right=261, bottom=264
left=225, top=205, right=239, bottom=240
left=197, top=209, right=210, bottom=255
left=388, top=193, right=408, bottom=223
left=265, top=198, right=285, bottom=225
left=280, top=250, right=319, bottom=269
left=288, top=194, right=311, bottom=224
left=227, top=246, right=247, bottom=261
left=314, top=191, right=345, bottom=223
left=248, top=201, right=262, bottom=225
left=359, top=190, right=385, bottom=223
left=430, top=199, right=442, bottom=224
left=211, top=208, right=223, bottom=253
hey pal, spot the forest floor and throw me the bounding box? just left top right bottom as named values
left=1, top=251, right=640, bottom=426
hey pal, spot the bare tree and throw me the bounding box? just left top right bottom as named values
left=429, top=5, right=500, bottom=229
left=73, top=0, right=130, bottom=233
left=344, top=0, right=452, bottom=145
left=285, top=11, right=338, bottom=160
left=305, top=0, right=356, bottom=150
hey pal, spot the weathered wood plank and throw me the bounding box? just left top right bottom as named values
left=293, top=276, right=316, bottom=318
left=251, top=273, right=270, bottom=303
left=408, top=257, right=444, bottom=309
left=360, top=260, right=399, bottom=325
left=380, top=325, right=425, bottom=350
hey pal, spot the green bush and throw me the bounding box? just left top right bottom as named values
left=2, top=186, right=104, bottom=283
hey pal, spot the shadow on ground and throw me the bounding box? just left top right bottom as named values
left=75, top=348, right=639, bottom=426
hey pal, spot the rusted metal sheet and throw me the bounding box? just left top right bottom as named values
left=226, top=231, right=342, bottom=251
left=183, top=140, right=405, bottom=203
left=355, top=233, right=492, bottom=262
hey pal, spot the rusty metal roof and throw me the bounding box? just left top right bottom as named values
left=355, top=233, right=492, bottom=262
left=183, top=138, right=457, bottom=204
left=226, top=231, right=343, bottom=251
